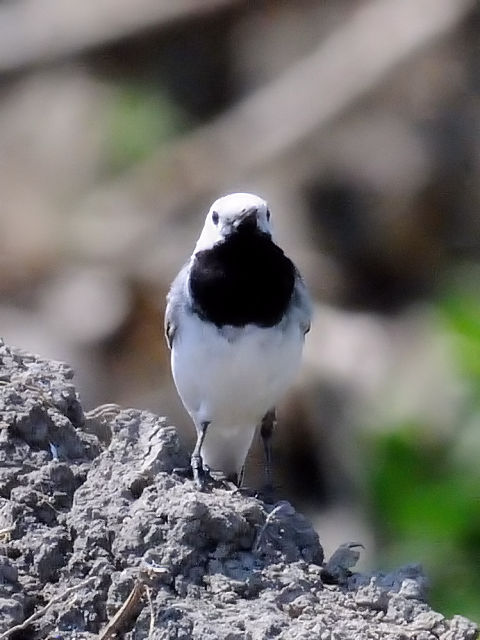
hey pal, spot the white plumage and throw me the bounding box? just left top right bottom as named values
left=171, top=306, right=305, bottom=478
left=165, top=193, right=311, bottom=486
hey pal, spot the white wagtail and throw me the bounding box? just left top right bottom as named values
left=165, top=192, right=312, bottom=489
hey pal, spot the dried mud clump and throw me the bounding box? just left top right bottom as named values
left=0, top=339, right=477, bottom=640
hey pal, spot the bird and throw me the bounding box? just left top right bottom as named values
left=165, top=192, right=311, bottom=490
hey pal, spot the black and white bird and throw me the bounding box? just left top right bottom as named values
left=165, top=192, right=311, bottom=489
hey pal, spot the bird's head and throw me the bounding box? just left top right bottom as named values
left=194, top=193, right=272, bottom=253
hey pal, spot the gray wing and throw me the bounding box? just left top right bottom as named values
left=164, top=263, right=190, bottom=350
left=292, top=270, right=313, bottom=336
left=164, top=304, right=176, bottom=350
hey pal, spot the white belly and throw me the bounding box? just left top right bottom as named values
left=172, top=313, right=303, bottom=425
left=171, top=313, right=304, bottom=476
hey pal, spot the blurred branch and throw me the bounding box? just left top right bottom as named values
left=0, top=0, right=240, bottom=73
left=150, top=0, right=474, bottom=178
left=73, top=0, right=474, bottom=268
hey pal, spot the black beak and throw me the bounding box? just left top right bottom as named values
left=236, top=210, right=257, bottom=233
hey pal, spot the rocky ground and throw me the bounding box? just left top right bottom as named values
left=0, top=339, right=477, bottom=640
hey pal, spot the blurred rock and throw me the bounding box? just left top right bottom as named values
left=39, top=266, right=130, bottom=345
left=0, top=68, right=108, bottom=293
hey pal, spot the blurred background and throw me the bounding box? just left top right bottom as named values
left=1, top=0, right=479, bottom=621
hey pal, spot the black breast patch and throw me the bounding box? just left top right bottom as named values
left=189, top=231, right=295, bottom=328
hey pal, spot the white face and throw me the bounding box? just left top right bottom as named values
left=194, top=193, right=272, bottom=253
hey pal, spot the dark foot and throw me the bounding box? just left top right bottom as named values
left=188, top=420, right=211, bottom=490
left=260, top=409, right=276, bottom=490
left=258, top=482, right=276, bottom=504
left=230, top=483, right=278, bottom=503
left=191, top=454, right=212, bottom=490
left=173, top=460, right=215, bottom=490
left=231, top=485, right=257, bottom=498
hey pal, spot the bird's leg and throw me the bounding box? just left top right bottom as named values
left=260, top=409, right=276, bottom=498
left=191, top=421, right=210, bottom=490
left=237, top=465, right=245, bottom=488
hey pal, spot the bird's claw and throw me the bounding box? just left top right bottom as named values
left=230, top=483, right=277, bottom=503
left=173, top=460, right=236, bottom=492
left=191, top=454, right=213, bottom=490
left=257, top=482, right=276, bottom=504
left=172, top=464, right=210, bottom=490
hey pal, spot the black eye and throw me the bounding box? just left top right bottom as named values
left=212, top=211, right=219, bottom=225
left=266, top=209, right=271, bottom=221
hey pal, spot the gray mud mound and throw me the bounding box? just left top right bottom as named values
left=0, top=339, right=477, bottom=640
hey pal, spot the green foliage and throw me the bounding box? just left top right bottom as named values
left=367, top=423, right=480, bottom=621
left=105, top=83, right=187, bottom=173
left=438, top=289, right=480, bottom=401
left=366, top=278, right=480, bottom=622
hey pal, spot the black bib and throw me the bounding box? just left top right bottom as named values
left=189, top=231, right=295, bottom=328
